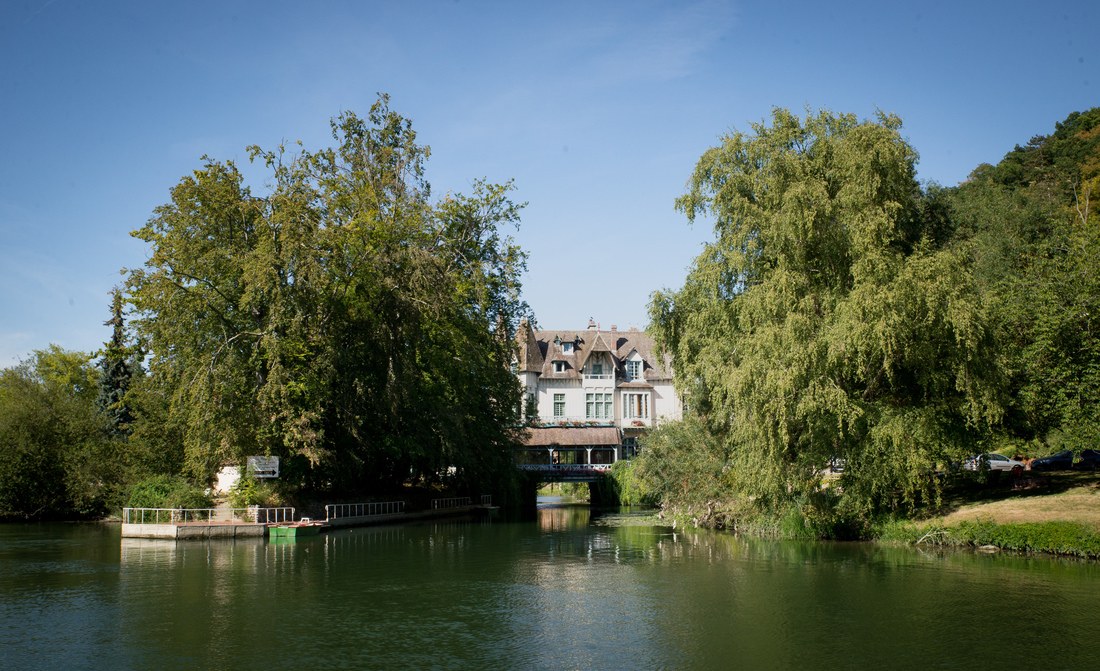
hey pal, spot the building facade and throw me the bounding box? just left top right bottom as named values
left=514, top=318, right=681, bottom=473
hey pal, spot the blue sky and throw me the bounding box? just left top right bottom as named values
left=0, top=0, right=1095, bottom=367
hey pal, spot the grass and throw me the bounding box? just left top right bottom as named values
left=927, top=471, right=1100, bottom=530
left=878, top=471, right=1100, bottom=558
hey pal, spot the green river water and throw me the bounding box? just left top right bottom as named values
left=2, top=500, right=1099, bottom=670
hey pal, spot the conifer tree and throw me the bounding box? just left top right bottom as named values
left=97, top=288, right=134, bottom=434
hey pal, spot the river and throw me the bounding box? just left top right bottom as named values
left=2, top=500, right=1099, bottom=670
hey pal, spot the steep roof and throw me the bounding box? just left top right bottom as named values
left=518, top=325, right=673, bottom=382
left=515, top=319, right=544, bottom=373
left=577, top=330, right=613, bottom=370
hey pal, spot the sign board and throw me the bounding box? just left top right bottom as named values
left=247, top=455, right=280, bottom=479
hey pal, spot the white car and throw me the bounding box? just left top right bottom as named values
left=963, top=453, right=1025, bottom=472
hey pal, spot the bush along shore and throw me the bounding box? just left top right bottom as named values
left=873, top=472, right=1100, bottom=559
left=606, top=460, right=1100, bottom=559
left=877, top=519, right=1100, bottom=559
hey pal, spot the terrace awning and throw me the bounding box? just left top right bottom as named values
left=521, top=427, right=621, bottom=447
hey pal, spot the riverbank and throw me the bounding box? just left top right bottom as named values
left=875, top=472, right=1100, bottom=558
left=638, top=469, right=1100, bottom=559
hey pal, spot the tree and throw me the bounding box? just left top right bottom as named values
left=125, top=95, right=528, bottom=494
left=650, top=109, right=1000, bottom=519
left=97, top=288, right=137, bottom=434
left=951, top=107, right=1100, bottom=452
left=0, top=347, right=118, bottom=518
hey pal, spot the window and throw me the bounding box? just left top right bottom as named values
left=622, top=437, right=639, bottom=459
left=562, top=341, right=574, bottom=353
left=586, top=358, right=611, bottom=379
left=626, top=360, right=640, bottom=381
left=553, top=361, right=566, bottom=373
left=585, top=393, right=612, bottom=419
left=553, top=394, right=565, bottom=418
left=623, top=393, right=649, bottom=419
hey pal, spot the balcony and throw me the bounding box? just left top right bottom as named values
left=538, top=416, right=616, bottom=428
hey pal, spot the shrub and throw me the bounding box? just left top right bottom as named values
left=875, top=518, right=1100, bottom=558
left=227, top=475, right=283, bottom=509
left=607, top=460, right=658, bottom=506
left=953, top=519, right=1100, bottom=557
left=126, top=475, right=211, bottom=509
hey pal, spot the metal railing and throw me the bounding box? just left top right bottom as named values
left=431, top=497, right=471, bottom=510
left=517, top=463, right=613, bottom=472
left=480, top=495, right=492, bottom=505
left=325, top=501, right=405, bottom=520
left=122, top=507, right=296, bottom=525
left=534, top=417, right=616, bottom=427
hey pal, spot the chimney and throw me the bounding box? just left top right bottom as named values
left=587, top=318, right=597, bottom=331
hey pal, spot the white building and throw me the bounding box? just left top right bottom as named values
left=514, top=318, right=681, bottom=470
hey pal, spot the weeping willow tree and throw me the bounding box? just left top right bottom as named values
left=648, top=109, right=1001, bottom=523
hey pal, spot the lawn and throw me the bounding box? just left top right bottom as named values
left=930, top=471, right=1100, bottom=531
left=883, top=471, right=1100, bottom=558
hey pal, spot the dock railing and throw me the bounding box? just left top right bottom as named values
left=431, top=497, right=471, bottom=510
left=122, top=507, right=296, bottom=525
left=480, top=495, right=492, bottom=505
left=325, top=501, right=405, bottom=521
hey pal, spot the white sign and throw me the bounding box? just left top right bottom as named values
left=247, top=456, right=280, bottom=479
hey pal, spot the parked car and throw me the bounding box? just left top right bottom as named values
left=1030, top=450, right=1074, bottom=472
left=1076, top=449, right=1100, bottom=471
left=963, top=453, right=1025, bottom=472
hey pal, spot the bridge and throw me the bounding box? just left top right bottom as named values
left=514, top=425, right=626, bottom=484
left=515, top=463, right=612, bottom=483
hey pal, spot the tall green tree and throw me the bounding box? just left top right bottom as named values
left=97, top=288, right=137, bottom=434
left=951, top=108, right=1100, bottom=451
left=0, top=347, right=118, bottom=518
left=649, top=109, right=1000, bottom=519
left=125, top=95, right=528, bottom=494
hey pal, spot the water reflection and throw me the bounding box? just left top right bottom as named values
left=4, top=515, right=1100, bottom=670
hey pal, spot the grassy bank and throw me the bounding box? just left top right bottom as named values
left=875, top=472, right=1100, bottom=559
left=635, top=468, right=1100, bottom=558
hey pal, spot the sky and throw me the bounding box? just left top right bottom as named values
left=0, top=0, right=1095, bottom=367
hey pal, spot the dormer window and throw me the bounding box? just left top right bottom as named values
left=583, top=352, right=612, bottom=380
left=553, top=361, right=566, bottom=373
left=626, top=360, right=640, bottom=381
left=562, top=342, right=574, bottom=354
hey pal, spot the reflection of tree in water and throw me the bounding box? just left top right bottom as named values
left=537, top=503, right=590, bottom=531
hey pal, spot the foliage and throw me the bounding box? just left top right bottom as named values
left=880, top=519, right=1100, bottom=559
left=605, top=459, right=657, bottom=506
left=650, top=109, right=999, bottom=522
left=122, top=371, right=186, bottom=477
left=227, top=474, right=283, bottom=509
left=951, top=108, right=1100, bottom=451
left=563, top=482, right=591, bottom=500
left=126, top=474, right=212, bottom=509
left=634, top=416, right=730, bottom=509
left=96, top=288, right=139, bottom=435
left=125, top=95, right=529, bottom=494
left=0, top=347, right=121, bottom=519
